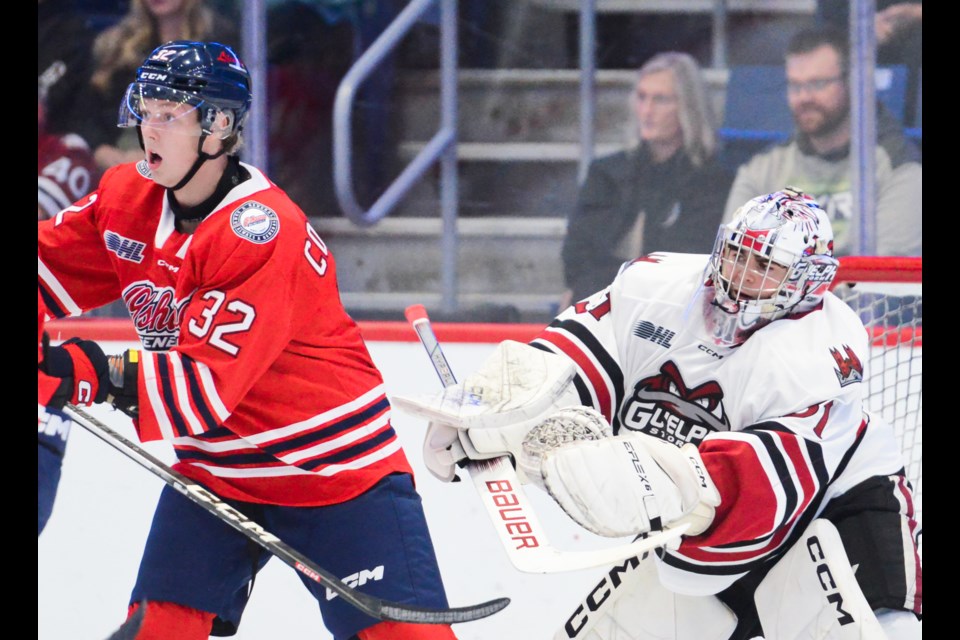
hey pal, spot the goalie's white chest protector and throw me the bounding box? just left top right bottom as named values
left=602, top=254, right=902, bottom=483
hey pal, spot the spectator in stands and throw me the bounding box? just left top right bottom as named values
left=560, top=52, right=732, bottom=309
left=39, top=81, right=99, bottom=220
left=266, top=1, right=353, bottom=217
left=38, top=0, right=100, bottom=147
left=87, top=0, right=239, bottom=170
left=723, top=27, right=922, bottom=257
left=817, top=1, right=922, bottom=126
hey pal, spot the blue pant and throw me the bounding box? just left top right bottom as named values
left=38, top=444, right=63, bottom=535
left=131, top=473, right=449, bottom=639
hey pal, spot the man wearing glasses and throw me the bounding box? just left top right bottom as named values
left=722, top=26, right=921, bottom=257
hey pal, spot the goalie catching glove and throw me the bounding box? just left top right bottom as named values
left=541, top=433, right=721, bottom=538
left=391, top=340, right=585, bottom=482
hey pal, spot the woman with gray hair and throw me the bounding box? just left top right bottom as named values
left=560, top=52, right=732, bottom=307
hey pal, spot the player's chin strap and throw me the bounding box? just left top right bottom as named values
left=135, top=125, right=229, bottom=195
left=170, top=135, right=229, bottom=193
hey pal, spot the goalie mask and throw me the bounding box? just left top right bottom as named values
left=704, top=188, right=838, bottom=345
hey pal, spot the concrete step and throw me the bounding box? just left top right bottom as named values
left=399, top=141, right=623, bottom=162
left=312, top=217, right=566, bottom=319
left=392, top=156, right=582, bottom=218
left=396, top=68, right=730, bottom=144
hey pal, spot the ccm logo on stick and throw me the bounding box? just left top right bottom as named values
left=484, top=480, right=540, bottom=550
left=563, top=556, right=642, bottom=637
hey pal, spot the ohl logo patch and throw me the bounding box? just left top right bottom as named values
left=620, top=361, right=729, bottom=446
left=231, top=202, right=279, bottom=244
left=829, top=344, right=863, bottom=387
left=104, top=231, right=146, bottom=263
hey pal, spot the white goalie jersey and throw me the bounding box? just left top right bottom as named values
left=531, top=252, right=909, bottom=596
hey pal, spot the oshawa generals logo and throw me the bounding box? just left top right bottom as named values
left=829, top=344, right=863, bottom=387
left=122, top=281, right=189, bottom=351
left=619, top=361, right=730, bottom=445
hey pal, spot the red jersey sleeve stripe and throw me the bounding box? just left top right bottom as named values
left=535, top=330, right=613, bottom=421
left=141, top=351, right=177, bottom=440
left=155, top=355, right=193, bottom=438
left=676, top=429, right=828, bottom=566
left=38, top=260, right=82, bottom=317
left=179, top=355, right=227, bottom=431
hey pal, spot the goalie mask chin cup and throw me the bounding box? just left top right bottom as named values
left=703, top=187, right=839, bottom=346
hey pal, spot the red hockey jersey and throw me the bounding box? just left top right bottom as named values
left=38, top=130, right=98, bottom=221
left=38, top=161, right=413, bottom=506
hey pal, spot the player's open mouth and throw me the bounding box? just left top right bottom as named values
left=147, top=152, right=162, bottom=168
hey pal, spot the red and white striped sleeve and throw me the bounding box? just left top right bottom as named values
left=660, top=398, right=870, bottom=592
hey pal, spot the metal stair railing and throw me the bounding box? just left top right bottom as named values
left=333, top=0, right=460, bottom=313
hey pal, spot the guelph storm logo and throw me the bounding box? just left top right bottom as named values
left=619, top=361, right=729, bottom=445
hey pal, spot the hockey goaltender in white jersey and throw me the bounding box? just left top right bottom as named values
left=396, top=189, right=922, bottom=640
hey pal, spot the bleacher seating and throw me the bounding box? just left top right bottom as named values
left=719, top=64, right=910, bottom=168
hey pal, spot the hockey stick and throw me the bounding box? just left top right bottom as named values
left=404, top=305, right=688, bottom=574
left=64, top=404, right=509, bottom=625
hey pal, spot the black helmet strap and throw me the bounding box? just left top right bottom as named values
left=135, top=125, right=229, bottom=193
left=169, top=132, right=228, bottom=192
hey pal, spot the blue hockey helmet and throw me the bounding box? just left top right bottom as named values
left=119, top=41, right=252, bottom=138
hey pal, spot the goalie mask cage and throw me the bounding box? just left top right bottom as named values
left=831, top=256, right=922, bottom=526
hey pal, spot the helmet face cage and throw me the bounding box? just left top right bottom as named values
left=714, top=229, right=796, bottom=309
left=705, top=188, right=839, bottom=343
left=118, top=83, right=207, bottom=135
left=117, top=41, right=251, bottom=140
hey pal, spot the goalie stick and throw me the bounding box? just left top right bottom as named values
left=404, top=305, right=688, bottom=574
left=64, top=404, right=509, bottom=625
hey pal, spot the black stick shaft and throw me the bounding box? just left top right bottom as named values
left=64, top=404, right=509, bottom=624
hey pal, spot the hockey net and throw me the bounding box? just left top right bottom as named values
left=831, top=256, right=922, bottom=525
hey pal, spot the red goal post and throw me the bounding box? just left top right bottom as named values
left=831, top=256, right=922, bottom=525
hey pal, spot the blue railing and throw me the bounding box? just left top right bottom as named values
left=332, top=0, right=460, bottom=312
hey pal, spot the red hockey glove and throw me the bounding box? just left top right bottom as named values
left=41, top=337, right=110, bottom=409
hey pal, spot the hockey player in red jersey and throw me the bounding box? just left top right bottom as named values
left=38, top=82, right=98, bottom=221
left=399, top=188, right=921, bottom=639
left=38, top=41, right=455, bottom=640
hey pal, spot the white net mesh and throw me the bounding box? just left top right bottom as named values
left=832, top=257, right=922, bottom=525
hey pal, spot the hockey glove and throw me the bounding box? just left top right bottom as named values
left=41, top=337, right=110, bottom=409
left=393, top=340, right=582, bottom=483
left=106, top=349, right=140, bottom=419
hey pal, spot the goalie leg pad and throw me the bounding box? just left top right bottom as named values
left=555, top=552, right=737, bottom=640
left=754, top=519, right=885, bottom=639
